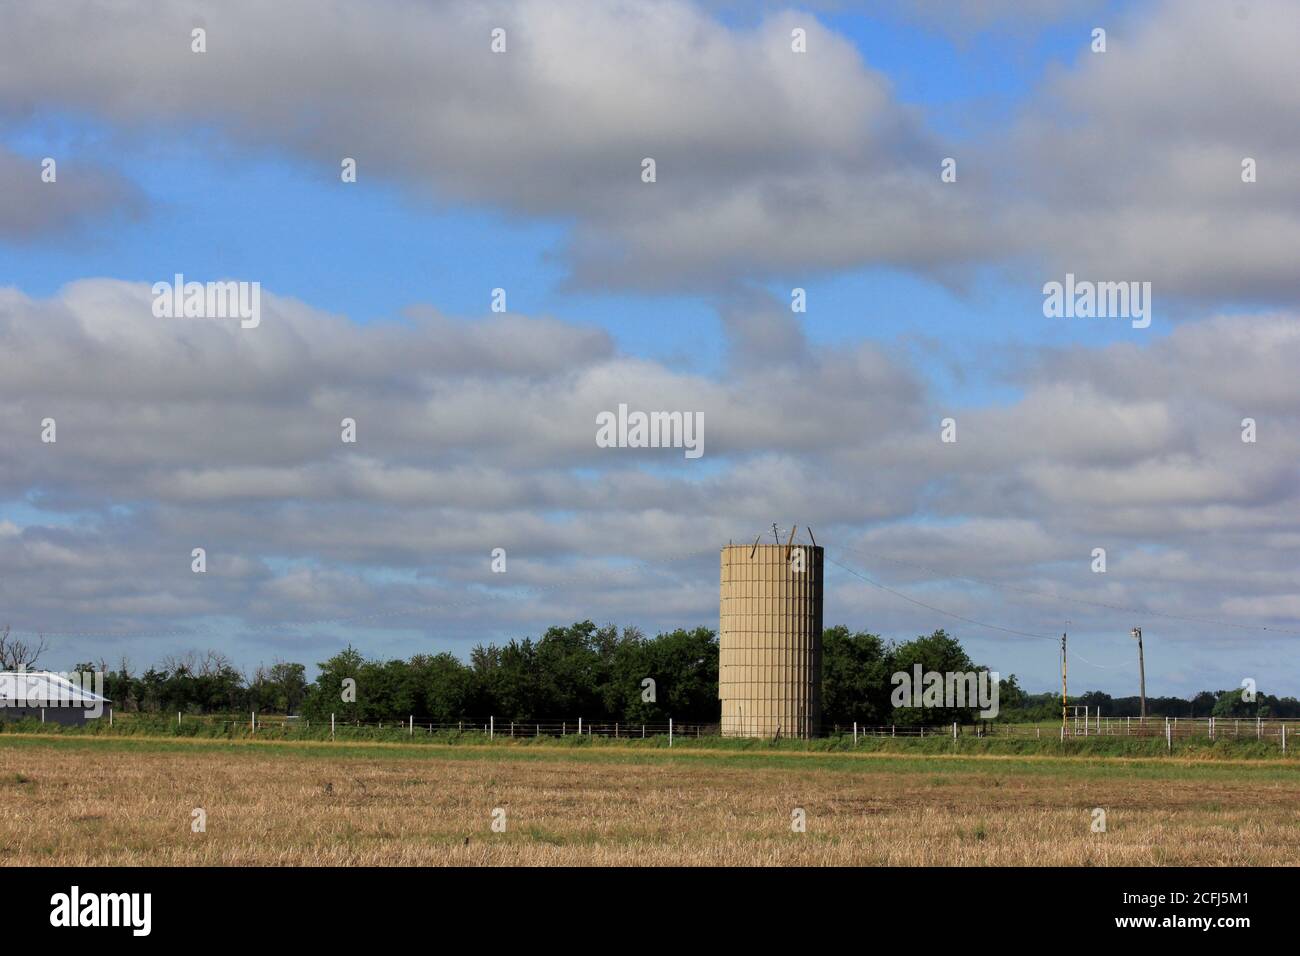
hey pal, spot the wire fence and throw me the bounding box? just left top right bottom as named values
left=97, top=711, right=716, bottom=740
left=46, top=710, right=1300, bottom=751
left=829, top=715, right=1300, bottom=748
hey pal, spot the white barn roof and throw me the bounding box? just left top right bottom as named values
left=0, top=671, right=110, bottom=705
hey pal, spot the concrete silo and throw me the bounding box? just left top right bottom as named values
left=719, top=536, right=823, bottom=738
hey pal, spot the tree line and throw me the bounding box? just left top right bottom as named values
left=25, top=621, right=1296, bottom=723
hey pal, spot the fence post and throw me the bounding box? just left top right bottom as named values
left=1283, top=724, right=1288, bottom=753
left=331, top=713, right=335, bottom=740
left=109, top=707, right=113, bottom=728
left=1166, top=719, right=1172, bottom=752
left=409, top=715, right=413, bottom=736
left=1257, top=716, right=1261, bottom=739
left=853, top=721, right=858, bottom=745
left=511, top=721, right=514, bottom=737
left=953, top=721, right=957, bottom=740
left=669, top=718, right=673, bottom=748
left=642, top=724, right=645, bottom=739
left=891, top=724, right=895, bottom=737
left=251, top=710, right=255, bottom=733
left=490, top=715, right=494, bottom=740
left=1060, top=725, right=1064, bottom=743
left=578, top=717, right=582, bottom=735
left=615, top=722, right=618, bottom=739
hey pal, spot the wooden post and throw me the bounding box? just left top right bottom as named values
left=853, top=721, right=857, bottom=745
left=109, top=707, right=113, bottom=728
left=1283, top=724, right=1288, bottom=753
left=331, top=713, right=335, bottom=740
left=251, top=710, right=255, bottom=733
left=578, top=717, right=582, bottom=735
left=953, top=721, right=957, bottom=740
left=1166, top=719, right=1172, bottom=751
left=490, top=715, right=494, bottom=740
left=409, top=715, right=413, bottom=736
left=669, top=718, right=673, bottom=747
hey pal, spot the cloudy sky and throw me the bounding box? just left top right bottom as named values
left=1, top=0, right=1297, bottom=698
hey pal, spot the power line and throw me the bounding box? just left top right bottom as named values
left=832, top=542, right=1300, bottom=637
left=824, top=553, right=1059, bottom=643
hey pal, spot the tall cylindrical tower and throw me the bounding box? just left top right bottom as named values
left=719, top=540, right=823, bottom=738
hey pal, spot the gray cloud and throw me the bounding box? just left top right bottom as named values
left=1, top=280, right=1298, bottom=695
left=996, top=0, right=1300, bottom=303
left=5, top=0, right=1296, bottom=304
left=0, top=0, right=987, bottom=289
left=0, top=144, right=142, bottom=239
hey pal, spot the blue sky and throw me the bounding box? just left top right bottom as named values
left=1, top=0, right=1297, bottom=699
left=0, top=1, right=1153, bottom=392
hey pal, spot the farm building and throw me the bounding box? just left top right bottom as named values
left=719, top=534, right=824, bottom=739
left=0, top=671, right=111, bottom=726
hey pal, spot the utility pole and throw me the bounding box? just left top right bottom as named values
left=1131, top=626, right=1146, bottom=720
left=1061, top=630, right=1068, bottom=730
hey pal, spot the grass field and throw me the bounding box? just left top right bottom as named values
left=3, top=733, right=1298, bottom=866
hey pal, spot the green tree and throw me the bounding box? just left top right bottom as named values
left=821, top=626, right=893, bottom=726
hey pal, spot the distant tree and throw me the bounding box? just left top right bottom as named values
left=268, top=661, right=308, bottom=714
left=303, top=646, right=365, bottom=721
left=821, top=626, right=892, bottom=726
left=889, top=629, right=980, bottom=725
left=413, top=653, right=477, bottom=723
left=0, top=625, right=46, bottom=670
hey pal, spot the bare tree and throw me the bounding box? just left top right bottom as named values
left=0, top=625, right=47, bottom=670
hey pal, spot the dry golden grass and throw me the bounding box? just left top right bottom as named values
left=2, top=735, right=1298, bottom=865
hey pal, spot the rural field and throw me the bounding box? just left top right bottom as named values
left=2, top=734, right=1298, bottom=866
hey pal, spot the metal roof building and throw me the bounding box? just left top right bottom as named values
left=0, top=671, right=111, bottom=725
